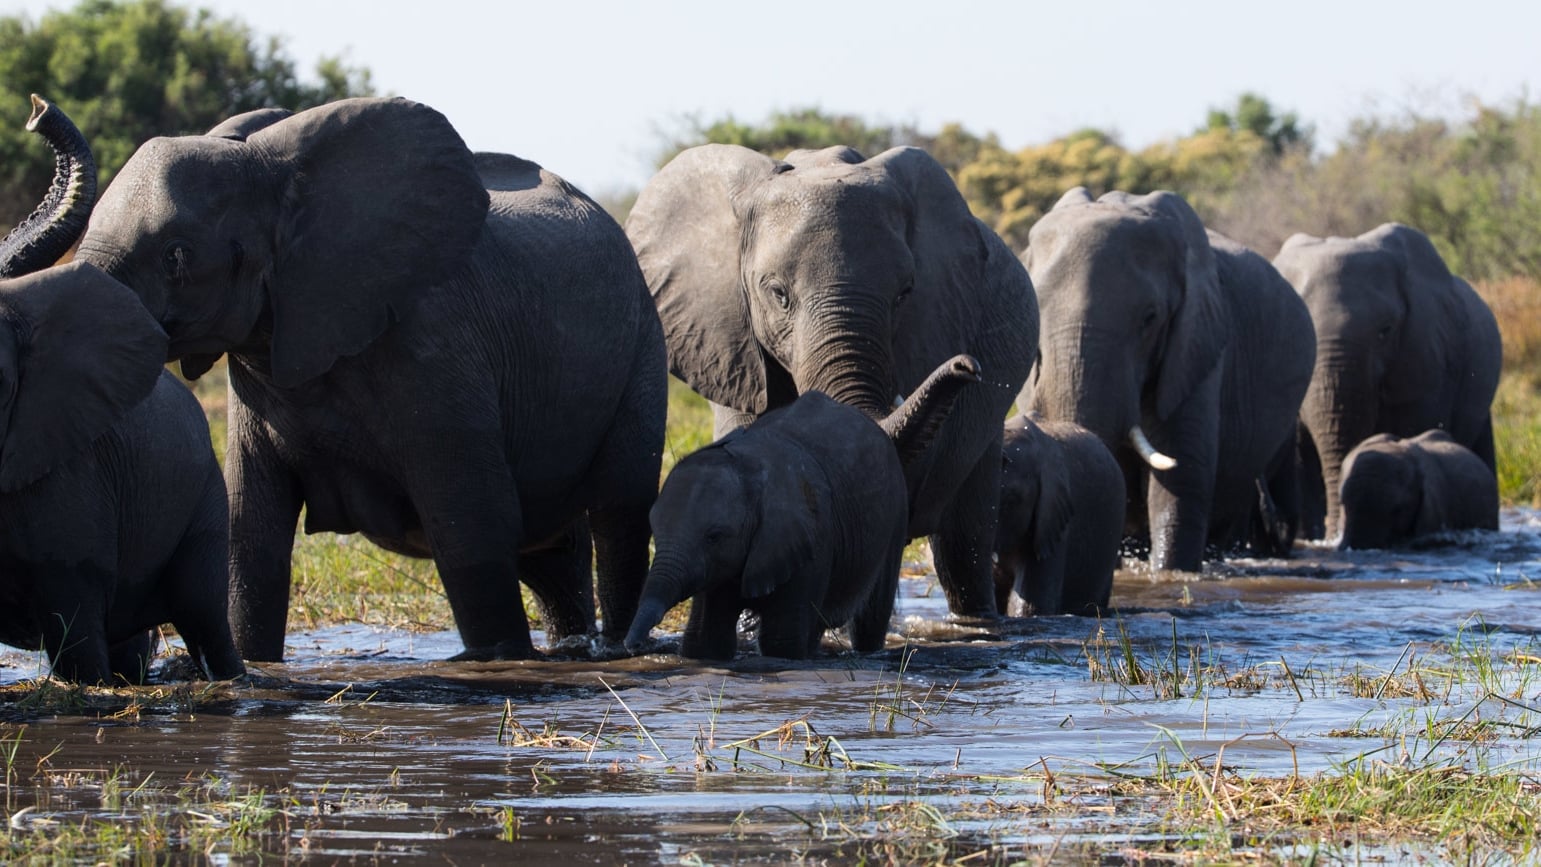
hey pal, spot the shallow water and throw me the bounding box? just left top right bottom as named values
left=3, top=511, right=1541, bottom=862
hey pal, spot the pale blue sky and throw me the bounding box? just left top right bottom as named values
left=8, top=0, right=1539, bottom=196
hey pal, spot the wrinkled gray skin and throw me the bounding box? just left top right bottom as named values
left=77, top=98, right=667, bottom=662
left=993, top=414, right=1123, bottom=617
left=1022, top=188, right=1316, bottom=572
left=1273, top=223, right=1501, bottom=543
left=627, top=144, right=1036, bottom=619
left=627, top=355, right=980, bottom=660
left=0, top=101, right=240, bottom=684
left=1339, top=430, right=1499, bottom=549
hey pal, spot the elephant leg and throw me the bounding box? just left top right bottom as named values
left=518, top=519, right=595, bottom=645
left=165, top=482, right=246, bottom=680
left=678, top=584, right=741, bottom=661
left=225, top=412, right=303, bottom=663
left=929, top=440, right=1004, bottom=618
left=759, top=598, right=820, bottom=660
left=1010, top=547, right=1066, bottom=617
left=108, top=631, right=158, bottom=685
left=585, top=363, right=665, bottom=644
left=37, top=581, right=111, bottom=684
left=416, top=483, right=535, bottom=661
left=1297, top=425, right=1327, bottom=540
left=849, top=548, right=902, bottom=653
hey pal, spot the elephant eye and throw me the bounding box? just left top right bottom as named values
left=895, top=281, right=914, bottom=307
left=161, top=240, right=192, bottom=283
left=1140, top=308, right=1159, bottom=333
left=763, top=279, right=791, bottom=311
left=1377, top=324, right=1393, bottom=340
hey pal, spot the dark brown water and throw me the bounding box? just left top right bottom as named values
left=3, top=510, right=1541, bottom=863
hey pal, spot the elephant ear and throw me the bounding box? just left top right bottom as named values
left=247, top=98, right=490, bottom=387
left=1141, top=192, right=1228, bottom=420
left=1027, top=429, right=1076, bottom=559
left=206, top=108, right=292, bottom=140
left=626, top=144, right=780, bottom=413
left=0, top=261, right=167, bottom=492
left=1369, top=223, right=1463, bottom=406
left=1053, top=186, right=1096, bottom=210
left=738, top=451, right=820, bottom=599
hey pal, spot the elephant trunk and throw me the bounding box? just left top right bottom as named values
left=795, top=302, right=897, bottom=419
left=0, top=95, right=98, bottom=278
left=1302, top=348, right=1376, bottom=541
left=880, top=354, right=981, bottom=466
left=1032, top=324, right=1171, bottom=466
left=623, top=548, right=700, bottom=653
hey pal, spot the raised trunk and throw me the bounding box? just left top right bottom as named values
left=880, top=354, right=981, bottom=466
left=0, top=95, right=98, bottom=278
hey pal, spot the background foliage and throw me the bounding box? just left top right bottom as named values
left=0, top=0, right=372, bottom=226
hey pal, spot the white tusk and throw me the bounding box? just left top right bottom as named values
left=1128, top=425, right=1178, bottom=471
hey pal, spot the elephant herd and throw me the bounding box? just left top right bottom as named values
left=0, top=96, right=1504, bottom=684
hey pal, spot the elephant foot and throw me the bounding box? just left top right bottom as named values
left=545, top=632, right=634, bottom=662
left=449, top=637, right=541, bottom=662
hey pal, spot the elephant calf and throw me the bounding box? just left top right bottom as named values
left=1338, top=430, right=1499, bottom=550
left=993, top=414, right=1124, bottom=616
left=626, top=356, right=981, bottom=660
left=0, top=264, right=245, bottom=684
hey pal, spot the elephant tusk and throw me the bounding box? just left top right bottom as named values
left=1128, top=425, right=1178, bottom=471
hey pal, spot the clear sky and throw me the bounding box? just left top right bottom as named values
left=8, top=0, right=1539, bottom=197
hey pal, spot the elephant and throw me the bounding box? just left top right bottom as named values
left=1272, top=223, right=1502, bottom=542
left=626, top=143, right=1037, bottom=620
left=993, top=413, right=1124, bottom=617
left=0, top=97, right=242, bottom=684
left=1021, top=188, right=1317, bottom=572
left=626, top=355, right=981, bottom=660
left=1338, top=430, right=1499, bottom=549
left=76, top=97, right=668, bottom=662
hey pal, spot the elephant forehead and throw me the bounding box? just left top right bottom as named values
left=96, top=137, right=259, bottom=234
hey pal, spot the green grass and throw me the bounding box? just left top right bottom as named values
left=1495, top=374, right=1541, bottom=507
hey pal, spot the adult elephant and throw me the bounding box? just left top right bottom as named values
left=76, top=97, right=667, bottom=662
left=1272, top=223, right=1501, bottom=542
left=626, top=144, right=1037, bottom=618
left=1021, top=188, right=1317, bottom=572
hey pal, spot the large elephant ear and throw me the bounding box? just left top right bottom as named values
left=247, top=98, right=490, bottom=387
left=1139, top=192, right=1227, bottom=420
left=0, top=261, right=166, bottom=491
left=738, top=451, right=820, bottom=599
left=1368, top=223, right=1462, bottom=405
left=626, top=144, right=779, bottom=412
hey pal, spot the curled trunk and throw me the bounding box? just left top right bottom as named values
left=0, top=95, right=98, bottom=277
left=880, top=354, right=981, bottom=465
left=623, top=550, right=697, bottom=652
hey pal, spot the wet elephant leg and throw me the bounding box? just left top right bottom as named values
left=225, top=402, right=302, bottom=663
left=108, top=631, right=157, bottom=685
left=165, top=485, right=246, bottom=680
left=929, top=440, right=1004, bottom=618
left=679, top=584, right=741, bottom=661
left=518, top=519, right=596, bottom=646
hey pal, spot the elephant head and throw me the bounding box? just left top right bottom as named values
left=994, top=415, right=1074, bottom=584
left=1337, top=433, right=1422, bottom=550
left=75, top=97, right=491, bottom=386
left=626, top=143, right=1007, bottom=419
left=1021, top=188, right=1226, bottom=474
left=0, top=95, right=98, bottom=278
left=0, top=261, right=167, bottom=491
left=1273, top=223, right=1491, bottom=540
left=624, top=436, right=806, bottom=653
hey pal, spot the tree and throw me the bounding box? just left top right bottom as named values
left=0, top=0, right=374, bottom=226
left=1203, top=92, right=1311, bottom=156
left=656, top=106, right=930, bottom=168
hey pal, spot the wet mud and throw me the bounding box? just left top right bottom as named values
left=3, top=511, right=1541, bottom=862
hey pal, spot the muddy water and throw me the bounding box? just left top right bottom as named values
left=3, top=511, right=1541, bottom=862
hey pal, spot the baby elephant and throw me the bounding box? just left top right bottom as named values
left=626, top=355, right=981, bottom=660
left=993, top=414, right=1124, bottom=616
left=0, top=263, right=245, bottom=684
left=1338, top=430, right=1499, bottom=549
